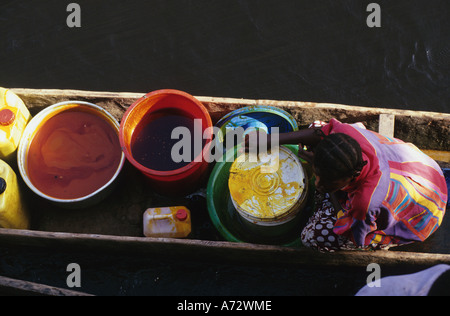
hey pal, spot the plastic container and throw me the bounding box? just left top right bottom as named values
left=228, top=146, right=309, bottom=237
left=143, top=206, right=192, bottom=238
left=0, top=159, right=29, bottom=229
left=206, top=145, right=313, bottom=246
left=214, top=105, right=298, bottom=150
left=17, top=101, right=125, bottom=209
left=119, top=89, right=213, bottom=196
left=0, top=88, right=32, bottom=162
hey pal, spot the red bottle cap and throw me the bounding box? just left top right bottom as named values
left=0, top=109, right=15, bottom=126
left=176, top=209, right=188, bottom=221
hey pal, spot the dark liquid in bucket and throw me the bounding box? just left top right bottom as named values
left=131, top=109, right=205, bottom=171
left=27, top=109, right=122, bottom=199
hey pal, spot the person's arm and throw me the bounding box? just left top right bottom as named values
left=329, top=192, right=343, bottom=213
left=277, top=128, right=323, bottom=146
left=244, top=128, right=323, bottom=153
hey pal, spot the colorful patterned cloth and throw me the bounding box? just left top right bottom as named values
left=321, top=119, right=447, bottom=247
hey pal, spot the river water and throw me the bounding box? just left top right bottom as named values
left=0, top=0, right=449, bottom=297
left=1, top=0, right=449, bottom=113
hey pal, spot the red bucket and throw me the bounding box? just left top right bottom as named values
left=119, top=89, right=213, bottom=196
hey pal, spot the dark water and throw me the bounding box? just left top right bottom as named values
left=0, top=245, right=371, bottom=296
left=1, top=0, right=449, bottom=113
left=0, top=0, right=449, bottom=297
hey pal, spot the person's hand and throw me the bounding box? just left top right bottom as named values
left=297, top=144, right=314, bottom=164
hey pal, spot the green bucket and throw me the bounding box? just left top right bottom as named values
left=206, top=144, right=315, bottom=246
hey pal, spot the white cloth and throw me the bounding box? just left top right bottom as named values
left=356, top=264, right=450, bottom=296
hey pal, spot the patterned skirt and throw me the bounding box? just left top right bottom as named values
left=300, top=193, right=356, bottom=252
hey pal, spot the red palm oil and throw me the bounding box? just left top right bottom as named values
left=27, top=109, right=122, bottom=199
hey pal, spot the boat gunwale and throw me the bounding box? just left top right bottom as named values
left=0, top=274, right=94, bottom=296
left=11, top=88, right=450, bottom=119
left=12, top=88, right=450, bottom=153
left=1, top=227, right=450, bottom=269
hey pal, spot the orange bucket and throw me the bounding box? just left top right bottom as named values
left=119, top=89, right=213, bottom=196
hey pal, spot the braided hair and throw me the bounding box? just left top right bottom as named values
left=313, top=132, right=368, bottom=181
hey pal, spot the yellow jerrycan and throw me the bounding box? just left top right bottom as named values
left=143, top=206, right=191, bottom=238
left=0, top=88, right=32, bottom=161
left=0, top=159, right=29, bottom=229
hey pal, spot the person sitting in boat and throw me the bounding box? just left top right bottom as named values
left=245, top=118, right=448, bottom=251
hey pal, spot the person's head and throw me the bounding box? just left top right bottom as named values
left=313, top=133, right=367, bottom=193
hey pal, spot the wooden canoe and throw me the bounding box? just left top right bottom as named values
left=0, top=275, right=94, bottom=296
left=0, top=88, right=449, bottom=270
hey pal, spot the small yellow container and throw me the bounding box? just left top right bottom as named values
left=143, top=206, right=191, bottom=238
left=0, top=88, right=32, bottom=161
left=229, top=146, right=308, bottom=235
left=0, top=159, right=29, bottom=229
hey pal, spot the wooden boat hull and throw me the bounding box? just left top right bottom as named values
left=0, top=274, right=94, bottom=296
left=1, top=88, right=449, bottom=269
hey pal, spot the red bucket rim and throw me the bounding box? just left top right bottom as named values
left=119, top=89, right=213, bottom=177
